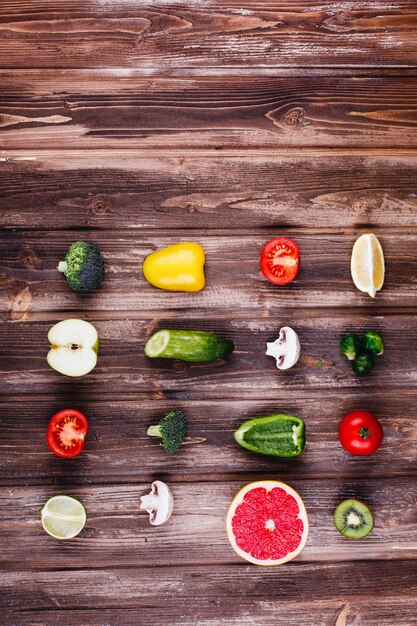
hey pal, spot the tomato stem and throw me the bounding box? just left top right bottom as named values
left=359, top=427, right=372, bottom=440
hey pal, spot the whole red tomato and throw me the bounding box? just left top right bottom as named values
left=46, top=409, right=88, bottom=458
left=339, top=410, right=383, bottom=455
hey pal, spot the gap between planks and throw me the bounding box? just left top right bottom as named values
left=3, top=307, right=417, bottom=321
left=2, top=471, right=415, bottom=488
left=3, top=148, right=417, bottom=158
left=3, top=556, right=415, bottom=573
left=3, top=66, right=417, bottom=75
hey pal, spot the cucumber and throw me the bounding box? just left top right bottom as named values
left=144, top=329, right=234, bottom=362
left=234, top=414, right=306, bottom=458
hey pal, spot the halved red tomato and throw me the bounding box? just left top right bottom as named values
left=46, top=409, right=88, bottom=458
left=260, top=237, right=300, bottom=285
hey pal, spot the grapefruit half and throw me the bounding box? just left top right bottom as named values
left=226, top=480, right=309, bottom=565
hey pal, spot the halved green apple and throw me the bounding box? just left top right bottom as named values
left=47, top=319, right=99, bottom=377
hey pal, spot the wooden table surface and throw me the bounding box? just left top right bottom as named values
left=1, top=2, right=417, bottom=625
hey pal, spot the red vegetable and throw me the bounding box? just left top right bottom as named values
left=260, top=237, right=300, bottom=285
left=46, top=409, right=88, bottom=458
left=339, top=410, right=383, bottom=456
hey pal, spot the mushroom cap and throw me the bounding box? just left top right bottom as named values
left=139, top=480, right=174, bottom=526
left=266, top=326, right=300, bottom=370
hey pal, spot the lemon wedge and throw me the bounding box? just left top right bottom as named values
left=351, top=233, right=385, bottom=298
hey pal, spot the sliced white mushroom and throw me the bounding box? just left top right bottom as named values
left=139, top=480, right=174, bottom=526
left=266, top=326, right=300, bottom=370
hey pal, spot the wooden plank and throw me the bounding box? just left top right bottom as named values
left=2, top=154, right=417, bottom=231
left=4, top=597, right=417, bottom=626
left=1, top=315, right=416, bottom=399
left=2, top=73, right=417, bottom=150
left=1, top=1, right=417, bottom=69
left=1, top=563, right=416, bottom=614
left=1, top=479, right=416, bottom=571
left=2, top=230, right=417, bottom=314
left=1, top=393, right=416, bottom=485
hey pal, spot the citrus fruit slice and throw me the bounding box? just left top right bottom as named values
left=226, top=480, right=309, bottom=565
left=350, top=233, right=385, bottom=298
left=40, top=495, right=87, bottom=540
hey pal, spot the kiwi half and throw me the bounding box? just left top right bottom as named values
left=334, top=499, right=374, bottom=539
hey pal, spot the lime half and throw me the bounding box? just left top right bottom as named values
left=40, top=495, right=87, bottom=540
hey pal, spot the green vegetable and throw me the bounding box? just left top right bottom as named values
left=362, top=330, right=384, bottom=356
left=58, top=241, right=104, bottom=293
left=144, top=329, right=234, bottom=362
left=234, top=414, right=305, bottom=458
left=147, top=410, right=188, bottom=453
left=353, top=352, right=374, bottom=376
left=340, top=333, right=360, bottom=361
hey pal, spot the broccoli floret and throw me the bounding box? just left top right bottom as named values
left=58, top=241, right=104, bottom=293
left=147, top=410, right=188, bottom=453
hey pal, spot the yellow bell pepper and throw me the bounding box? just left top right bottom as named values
left=143, top=242, right=205, bottom=292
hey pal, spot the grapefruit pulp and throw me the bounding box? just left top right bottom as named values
left=226, top=480, right=309, bottom=565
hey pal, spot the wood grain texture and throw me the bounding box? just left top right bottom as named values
left=2, top=230, right=417, bottom=314
left=1, top=393, right=416, bottom=485
left=2, top=154, right=417, bottom=230
left=2, top=73, right=417, bottom=150
left=4, top=599, right=417, bottom=626
left=1, top=1, right=417, bottom=69
left=1, top=480, right=416, bottom=570
left=2, top=562, right=416, bottom=612
left=1, top=315, right=416, bottom=398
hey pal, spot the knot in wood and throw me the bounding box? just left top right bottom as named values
left=283, top=107, right=305, bottom=130
left=22, top=247, right=41, bottom=268
left=351, top=199, right=370, bottom=215
left=91, top=199, right=108, bottom=214
left=323, top=10, right=353, bottom=31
